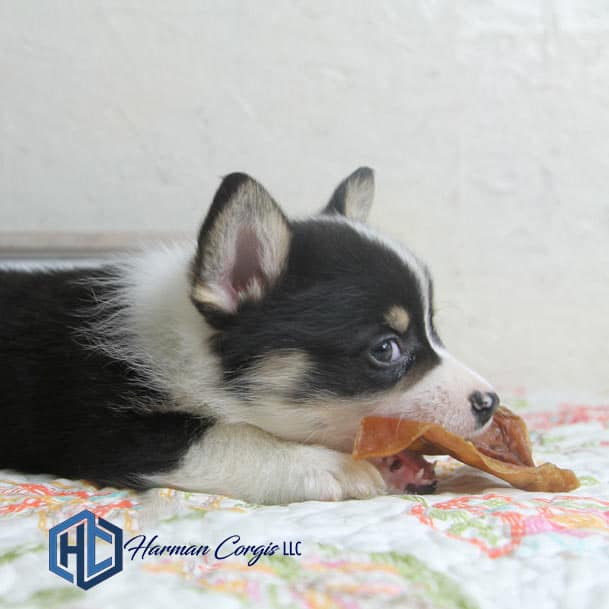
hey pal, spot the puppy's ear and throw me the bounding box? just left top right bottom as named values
left=323, top=166, right=374, bottom=222
left=191, top=173, right=291, bottom=323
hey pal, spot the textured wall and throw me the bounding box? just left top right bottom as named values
left=1, top=1, right=608, bottom=397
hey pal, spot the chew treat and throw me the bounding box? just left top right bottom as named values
left=353, top=406, right=579, bottom=493
left=472, top=406, right=534, bottom=466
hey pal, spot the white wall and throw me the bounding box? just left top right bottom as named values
left=1, top=1, right=608, bottom=397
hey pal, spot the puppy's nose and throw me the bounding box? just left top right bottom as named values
left=469, top=390, right=499, bottom=425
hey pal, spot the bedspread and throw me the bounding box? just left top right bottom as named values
left=1, top=393, right=608, bottom=609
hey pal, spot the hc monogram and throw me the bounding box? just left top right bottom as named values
left=48, top=509, right=123, bottom=590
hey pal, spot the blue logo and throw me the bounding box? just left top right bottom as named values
left=49, top=509, right=123, bottom=590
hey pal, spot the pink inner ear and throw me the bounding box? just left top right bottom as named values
left=230, top=227, right=265, bottom=294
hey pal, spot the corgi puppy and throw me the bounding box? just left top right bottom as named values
left=0, top=168, right=498, bottom=503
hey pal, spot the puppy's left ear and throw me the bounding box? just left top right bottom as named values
left=191, top=173, right=291, bottom=324
left=323, top=166, right=374, bottom=222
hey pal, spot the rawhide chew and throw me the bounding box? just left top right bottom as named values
left=353, top=406, right=578, bottom=493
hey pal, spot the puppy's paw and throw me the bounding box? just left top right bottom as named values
left=292, top=446, right=386, bottom=502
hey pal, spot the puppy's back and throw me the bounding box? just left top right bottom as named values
left=0, top=266, right=204, bottom=487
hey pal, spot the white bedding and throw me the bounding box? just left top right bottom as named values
left=1, top=392, right=608, bottom=609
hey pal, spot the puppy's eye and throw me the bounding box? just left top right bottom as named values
left=370, top=338, right=402, bottom=364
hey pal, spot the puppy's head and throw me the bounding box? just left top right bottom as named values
left=191, top=169, right=499, bottom=451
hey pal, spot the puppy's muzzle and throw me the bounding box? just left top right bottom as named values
left=469, top=390, right=499, bottom=425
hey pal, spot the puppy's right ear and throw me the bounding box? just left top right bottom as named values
left=323, top=167, right=375, bottom=222
left=191, top=173, right=291, bottom=326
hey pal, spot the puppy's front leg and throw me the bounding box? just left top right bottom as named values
left=148, top=423, right=386, bottom=504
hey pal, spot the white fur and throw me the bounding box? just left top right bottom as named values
left=342, top=170, right=375, bottom=222
left=148, top=423, right=385, bottom=504
left=370, top=350, right=496, bottom=439
left=84, top=243, right=226, bottom=411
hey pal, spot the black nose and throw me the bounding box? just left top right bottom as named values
left=469, top=390, right=499, bottom=426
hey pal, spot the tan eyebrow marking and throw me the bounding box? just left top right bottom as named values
left=384, top=305, right=410, bottom=334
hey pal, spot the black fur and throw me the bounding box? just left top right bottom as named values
left=215, top=219, right=440, bottom=399
left=0, top=267, right=208, bottom=488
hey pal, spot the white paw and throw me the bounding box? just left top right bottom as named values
left=290, top=446, right=386, bottom=503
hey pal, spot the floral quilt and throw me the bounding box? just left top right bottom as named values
left=1, top=391, right=608, bottom=609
